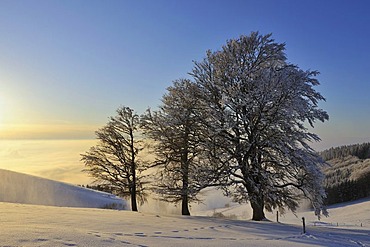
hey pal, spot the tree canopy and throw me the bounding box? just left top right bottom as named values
left=141, top=79, right=220, bottom=215
left=190, top=32, right=329, bottom=220
left=82, top=32, right=329, bottom=220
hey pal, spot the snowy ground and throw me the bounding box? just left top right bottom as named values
left=0, top=202, right=369, bottom=247
left=0, top=169, right=369, bottom=246
left=0, top=169, right=126, bottom=209
left=194, top=197, right=370, bottom=230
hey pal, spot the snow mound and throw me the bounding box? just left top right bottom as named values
left=0, top=169, right=127, bottom=209
left=1, top=202, right=369, bottom=247
left=194, top=196, right=370, bottom=229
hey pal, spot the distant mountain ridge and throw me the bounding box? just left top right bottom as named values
left=0, top=169, right=127, bottom=209
left=319, top=143, right=370, bottom=205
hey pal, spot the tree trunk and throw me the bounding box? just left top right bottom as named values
left=181, top=127, right=191, bottom=216
left=130, top=166, right=138, bottom=211
left=129, top=127, right=138, bottom=212
left=181, top=165, right=190, bottom=215
left=250, top=196, right=265, bottom=221
left=181, top=194, right=190, bottom=215
left=131, top=187, right=138, bottom=211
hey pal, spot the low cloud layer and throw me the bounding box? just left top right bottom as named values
left=0, top=124, right=98, bottom=140
left=0, top=139, right=95, bottom=185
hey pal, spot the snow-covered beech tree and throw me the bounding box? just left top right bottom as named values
left=81, top=106, right=148, bottom=211
left=141, top=79, right=220, bottom=215
left=190, top=32, right=329, bottom=220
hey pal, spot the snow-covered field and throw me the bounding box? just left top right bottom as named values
left=0, top=169, right=369, bottom=246
left=1, top=201, right=369, bottom=247
left=194, top=197, right=370, bottom=230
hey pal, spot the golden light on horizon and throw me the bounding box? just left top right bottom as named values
left=0, top=96, right=5, bottom=127
left=0, top=139, right=97, bottom=185
left=0, top=91, right=16, bottom=129
left=0, top=123, right=99, bottom=140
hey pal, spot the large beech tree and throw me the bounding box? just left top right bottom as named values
left=81, top=106, right=147, bottom=211
left=190, top=32, right=329, bottom=220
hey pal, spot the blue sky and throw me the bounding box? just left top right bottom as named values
left=1, top=0, right=370, bottom=150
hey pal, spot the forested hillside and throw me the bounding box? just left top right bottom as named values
left=320, top=142, right=370, bottom=161
left=320, top=143, right=370, bottom=205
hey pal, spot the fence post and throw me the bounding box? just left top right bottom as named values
left=302, top=217, right=306, bottom=234
left=276, top=211, right=279, bottom=223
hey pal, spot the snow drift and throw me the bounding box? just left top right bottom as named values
left=0, top=200, right=369, bottom=247
left=0, top=170, right=369, bottom=246
left=0, top=169, right=127, bottom=209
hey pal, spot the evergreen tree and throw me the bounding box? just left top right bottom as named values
left=320, top=142, right=370, bottom=161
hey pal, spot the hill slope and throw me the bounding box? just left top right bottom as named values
left=0, top=169, right=369, bottom=246
left=0, top=169, right=127, bottom=209
left=318, top=143, right=370, bottom=204
left=322, top=155, right=370, bottom=204
left=0, top=198, right=369, bottom=247
left=195, top=196, right=370, bottom=229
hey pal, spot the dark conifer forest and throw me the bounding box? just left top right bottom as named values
left=320, top=143, right=370, bottom=205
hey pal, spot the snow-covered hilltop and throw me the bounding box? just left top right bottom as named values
left=0, top=198, right=369, bottom=247
left=0, top=169, right=369, bottom=246
left=0, top=169, right=127, bottom=209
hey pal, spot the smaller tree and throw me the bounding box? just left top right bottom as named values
left=141, top=79, right=219, bottom=215
left=81, top=106, right=147, bottom=211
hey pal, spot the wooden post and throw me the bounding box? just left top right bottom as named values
left=302, top=217, right=306, bottom=234
left=276, top=211, right=279, bottom=223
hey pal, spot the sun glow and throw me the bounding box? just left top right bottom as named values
left=0, top=123, right=99, bottom=140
